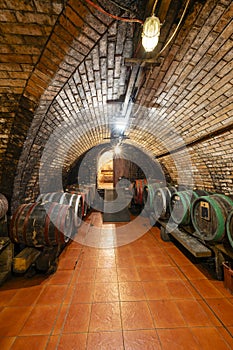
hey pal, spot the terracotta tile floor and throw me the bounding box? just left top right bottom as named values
left=0, top=212, right=233, bottom=349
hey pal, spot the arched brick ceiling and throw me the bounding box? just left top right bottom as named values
left=0, top=0, right=232, bottom=207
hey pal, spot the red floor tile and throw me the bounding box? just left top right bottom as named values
left=123, top=330, right=161, bottom=350
left=133, top=255, right=153, bottom=267
left=36, top=285, right=67, bottom=305
left=87, top=331, right=124, bottom=350
left=205, top=298, right=233, bottom=326
left=0, top=306, right=32, bottom=336
left=137, top=267, right=161, bottom=281
left=150, top=253, right=174, bottom=266
left=89, top=302, right=121, bottom=332
left=119, top=281, right=146, bottom=301
left=10, top=335, right=48, bottom=350
left=63, top=303, right=91, bottom=333
left=180, top=264, right=208, bottom=280
left=9, top=286, right=43, bottom=306
left=117, top=267, right=140, bottom=282
left=57, top=333, right=87, bottom=350
left=190, top=327, right=232, bottom=350
left=71, top=282, right=94, bottom=303
left=20, top=304, right=60, bottom=336
left=0, top=289, right=17, bottom=306
left=0, top=336, right=15, bottom=350
left=57, top=256, right=79, bottom=270
left=175, top=299, right=215, bottom=327
left=165, top=280, right=196, bottom=299
left=52, top=304, right=68, bottom=335
left=95, top=268, right=118, bottom=282
left=121, top=301, right=154, bottom=330
left=93, top=282, right=119, bottom=302
left=46, top=335, right=59, bottom=350
left=190, top=279, right=225, bottom=298
left=77, top=268, right=96, bottom=283
left=98, top=257, right=116, bottom=268
left=149, top=300, right=186, bottom=328
left=46, top=270, right=73, bottom=285
left=157, top=328, right=200, bottom=350
left=142, top=280, right=172, bottom=300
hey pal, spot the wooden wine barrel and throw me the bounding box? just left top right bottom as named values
left=37, top=192, right=83, bottom=227
left=191, top=194, right=233, bottom=243
left=10, top=202, right=74, bottom=247
left=226, top=210, right=233, bottom=249
left=142, top=182, right=162, bottom=212
left=69, top=190, right=89, bottom=217
left=133, top=179, right=147, bottom=206
left=0, top=193, right=8, bottom=219
left=153, top=186, right=177, bottom=219
left=169, top=190, right=208, bottom=226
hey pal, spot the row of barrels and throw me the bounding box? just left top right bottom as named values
left=9, top=184, right=96, bottom=248
left=131, top=180, right=233, bottom=249
left=145, top=185, right=233, bottom=249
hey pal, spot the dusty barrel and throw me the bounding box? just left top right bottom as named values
left=192, top=194, right=233, bottom=243
left=153, top=186, right=177, bottom=219
left=170, top=190, right=208, bottom=226
left=142, top=182, right=162, bottom=212
left=37, top=192, right=83, bottom=227
left=0, top=193, right=8, bottom=219
left=10, top=202, right=74, bottom=247
left=226, top=210, right=233, bottom=249
left=133, top=179, right=147, bottom=206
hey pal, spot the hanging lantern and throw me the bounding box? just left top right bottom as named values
left=142, top=15, right=161, bottom=52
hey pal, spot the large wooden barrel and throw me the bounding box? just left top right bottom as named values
left=37, top=192, right=83, bottom=227
left=191, top=194, right=233, bottom=243
left=133, top=179, right=147, bottom=206
left=153, top=186, right=177, bottom=219
left=0, top=193, right=8, bottom=219
left=226, top=210, right=233, bottom=249
left=142, top=182, right=162, bottom=212
left=169, top=190, right=208, bottom=226
left=10, top=202, right=75, bottom=247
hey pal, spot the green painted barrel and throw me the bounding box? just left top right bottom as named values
left=143, top=182, right=162, bottom=211
left=191, top=194, right=233, bottom=243
left=169, top=190, right=208, bottom=226
left=226, top=210, right=233, bottom=249
left=153, top=186, right=177, bottom=219
left=10, top=202, right=74, bottom=246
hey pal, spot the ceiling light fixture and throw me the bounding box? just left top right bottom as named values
left=142, top=15, right=161, bottom=52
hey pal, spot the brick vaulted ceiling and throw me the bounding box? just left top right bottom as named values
left=0, top=0, right=232, bottom=210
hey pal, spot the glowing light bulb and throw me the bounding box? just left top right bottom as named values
left=142, top=15, right=160, bottom=52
